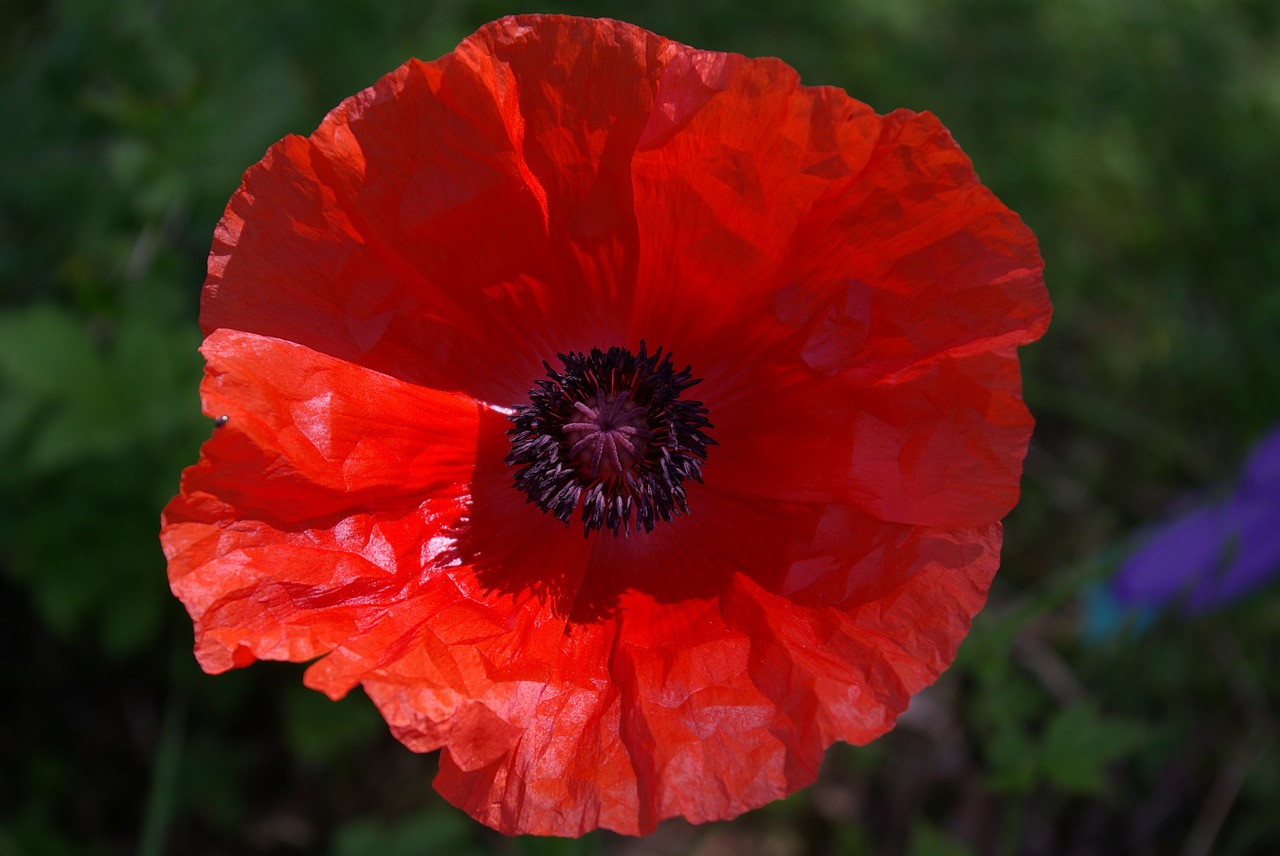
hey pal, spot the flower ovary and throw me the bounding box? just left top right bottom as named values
left=506, top=343, right=714, bottom=536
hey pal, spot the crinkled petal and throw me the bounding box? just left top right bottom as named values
left=162, top=329, right=482, bottom=670
left=705, top=347, right=1035, bottom=526
left=616, top=44, right=1045, bottom=526
left=163, top=331, right=598, bottom=766
left=305, top=415, right=597, bottom=769
left=302, top=571, right=575, bottom=771
left=429, top=487, right=998, bottom=836
left=202, top=17, right=676, bottom=403
left=627, top=50, right=880, bottom=344
left=630, top=66, right=1047, bottom=379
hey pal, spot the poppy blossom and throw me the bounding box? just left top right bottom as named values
left=161, top=15, right=1051, bottom=837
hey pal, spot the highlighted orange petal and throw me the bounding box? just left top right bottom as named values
left=162, top=330, right=481, bottom=672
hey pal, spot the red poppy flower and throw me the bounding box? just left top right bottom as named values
left=161, top=14, right=1050, bottom=837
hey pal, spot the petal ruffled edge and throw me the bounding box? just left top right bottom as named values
left=427, top=489, right=999, bottom=836
left=161, top=329, right=484, bottom=672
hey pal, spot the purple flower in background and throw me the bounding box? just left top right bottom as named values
left=1112, top=425, right=1280, bottom=612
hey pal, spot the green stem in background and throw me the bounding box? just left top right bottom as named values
left=137, top=688, right=188, bottom=856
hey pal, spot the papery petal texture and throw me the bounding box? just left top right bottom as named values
left=162, top=14, right=1050, bottom=837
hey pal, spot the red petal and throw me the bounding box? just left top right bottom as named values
left=631, top=85, right=1047, bottom=375
left=609, top=44, right=1047, bottom=528
left=428, top=489, right=998, bottom=836
left=161, top=329, right=481, bottom=672
left=202, top=17, right=676, bottom=404
left=628, top=52, right=882, bottom=345
left=709, top=348, right=1036, bottom=526
left=305, top=406, right=597, bottom=769
left=769, top=108, right=1049, bottom=375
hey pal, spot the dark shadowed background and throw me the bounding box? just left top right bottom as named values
left=2, top=1, right=1278, bottom=854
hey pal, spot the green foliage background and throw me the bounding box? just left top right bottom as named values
left=2, top=1, right=1278, bottom=854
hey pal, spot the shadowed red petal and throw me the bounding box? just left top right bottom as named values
left=629, top=54, right=875, bottom=342
left=629, top=61, right=1046, bottom=367
left=427, top=487, right=999, bottom=836
left=773, top=108, right=1049, bottom=376
left=706, top=347, right=1036, bottom=526
left=202, top=18, right=678, bottom=404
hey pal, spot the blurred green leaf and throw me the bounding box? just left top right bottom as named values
left=983, top=721, right=1041, bottom=795
left=329, top=810, right=486, bottom=856
left=972, top=657, right=1051, bottom=794
left=1040, top=703, right=1154, bottom=796
left=516, top=832, right=601, bottom=856
left=282, top=685, right=384, bottom=765
left=0, top=300, right=204, bottom=475
left=0, top=305, right=127, bottom=469
left=908, top=822, right=977, bottom=856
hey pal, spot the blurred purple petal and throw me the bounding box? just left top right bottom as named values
left=1112, top=500, right=1230, bottom=607
left=1241, top=424, right=1280, bottom=488
left=1188, top=491, right=1280, bottom=610
left=1112, top=424, right=1280, bottom=613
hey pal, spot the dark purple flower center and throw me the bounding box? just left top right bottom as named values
left=563, top=390, right=652, bottom=480
left=506, top=344, right=714, bottom=536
